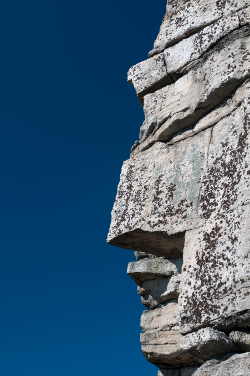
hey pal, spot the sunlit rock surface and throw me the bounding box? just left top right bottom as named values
left=107, top=0, right=250, bottom=374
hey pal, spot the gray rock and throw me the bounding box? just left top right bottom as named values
left=179, top=328, right=238, bottom=361
left=140, top=275, right=180, bottom=310
left=127, top=258, right=182, bottom=284
left=229, top=330, right=250, bottom=351
left=164, top=14, right=240, bottom=77
left=140, top=315, right=238, bottom=367
left=132, top=77, right=250, bottom=155
left=127, top=53, right=173, bottom=104
left=127, top=12, right=241, bottom=106
left=192, top=353, right=250, bottom=376
left=139, top=27, right=250, bottom=147
left=140, top=329, right=200, bottom=367
left=158, top=368, right=199, bottom=376
left=107, top=128, right=211, bottom=257
left=148, top=0, right=249, bottom=57
left=179, top=98, right=250, bottom=332
left=107, top=0, right=250, bottom=373
left=140, top=301, right=180, bottom=332
left=179, top=206, right=250, bottom=333
left=134, top=251, right=158, bottom=260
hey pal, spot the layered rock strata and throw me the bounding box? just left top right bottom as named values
left=107, top=0, right=250, bottom=374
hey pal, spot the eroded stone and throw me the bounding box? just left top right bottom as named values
left=229, top=330, right=250, bottom=351
left=164, top=14, right=240, bottom=77
left=128, top=12, right=241, bottom=107
left=140, top=275, right=181, bottom=310
left=140, top=301, right=179, bottom=332
left=127, top=258, right=181, bottom=285
left=108, top=128, right=211, bottom=256
left=141, top=330, right=200, bottom=367
left=149, top=0, right=249, bottom=57
left=179, top=205, right=250, bottom=333
left=192, top=353, right=250, bottom=376
left=179, top=328, right=238, bottom=361
left=158, top=368, right=199, bottom=376
left=127, top=53, right=173, bottom=104
left=138, top=27, right=250, bottom=148
left=107, top=1, right=250, bottom=374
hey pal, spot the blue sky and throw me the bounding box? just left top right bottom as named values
left=0, top=0, right=166, bottom=375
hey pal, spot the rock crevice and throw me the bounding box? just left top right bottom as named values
left=107, top=0, right=250, bottom=375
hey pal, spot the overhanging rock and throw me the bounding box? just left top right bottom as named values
left=107, top=0, right=250, bottom=374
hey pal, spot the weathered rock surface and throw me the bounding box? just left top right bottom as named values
left=127, top=258, right=182, bottom=285
left=229, top=330, right=250, bottom=351
left=108, top=0, right=250, bottom=374
left=141, top=309, right=238, bottom=367
left=138, top=26, right=250, bottom=148
left=108, top=128, right=211, bottom=257
left=192, top=353, right=250, bottom=376
left=158, top=367, right=199, bottom=376
left=179, top=328, right=238, bottom=361
left=141, top=301, right=180, bottom=333
left=139, top=275, right=180, bottom=310
left=127, top=53, right=173, bottom=105
left=128, top=11, right=244, bottom=105
left=134, top=251, right=158, bottom=260
left=164, top=14, right=240, bottom=78
left=141, top=330, right=201, bottom=367
left=108, top=81, right=250, bottom=256
left=148, top=0, right=250, bottom=57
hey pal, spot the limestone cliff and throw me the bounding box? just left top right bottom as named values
left=107, top=1, right=250, bottom=374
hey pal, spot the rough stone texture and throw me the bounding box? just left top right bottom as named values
left=140, top=330, right=201, bottom=367
left=128, top=254, right=182, bottom=309
left=139, top=275, right=181, bottom=310
left=179, top=328, right=238, bottom=361
left=179, top=205, right=250, bottom=333
left=229, top=330, right=250, bottom=351
left=179, top=100, right=250, bottom=333
left=127, top=258, right=182, bottom=285
left=138, top=26, right=250, bottom=149
left=148, top=0, right=250, bottom=57
left=128, top=11, right=244, bottom=105
left=164, top=14, right=240, bottom=78
left=140, top=305, right=238, bottom=367
left=108, top=128, right=211, bottom=257
left=158, top=367, right=199, bottom=376
left=134, top=251, right=158, bottom=260
left=127, top=53, right=173, bottom=105
left=192, top=353, right=250, bottom=376
left=107, top=0, right=250, bottom=374
left=140, top=301, right=180, bottom=333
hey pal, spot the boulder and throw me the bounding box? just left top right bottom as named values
left=179, top=328, right=238, bottom=361
left=229, top=330, right=250, bottom=351
left=127, top=258, right=182, bottom=284
left=140, top=301, right=179, bottom=332
left=158, top=368, right=199, bottom=376
left=127, top=53, right=173, bottom=105
left=141, top=330, right=200, bottom=367
left=139, top=275, right=180, bottom=310
left=192, top=353, right=250, bottom=376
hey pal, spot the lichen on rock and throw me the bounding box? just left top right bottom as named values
left=107, top=0, right=250, bottom=374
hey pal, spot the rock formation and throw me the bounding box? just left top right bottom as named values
left=107, top=0, right=250, bottom=374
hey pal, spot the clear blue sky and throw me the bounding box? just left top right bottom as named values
left=0, top=1, right=166, bottom=375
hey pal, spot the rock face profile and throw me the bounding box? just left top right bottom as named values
left=107, top=0, right=250, bottom=374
